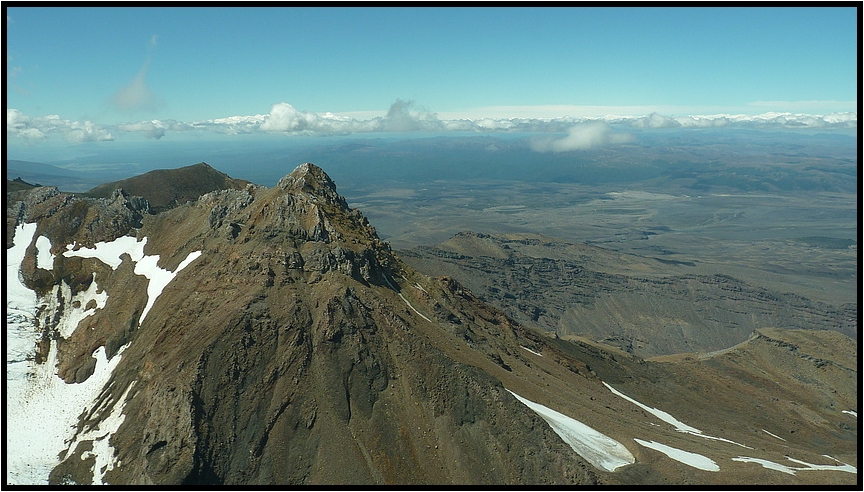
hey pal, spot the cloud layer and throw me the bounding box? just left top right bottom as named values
left=7, top=109, right=114, bottom=143
left=530, top=122, right=634, bottom=152
left=7, top=101, right=858, bottom=148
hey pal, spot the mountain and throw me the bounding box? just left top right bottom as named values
left=5, top=160, right=107, bottom=193
left=399, top=231, right=857, bottom=358
left=7, top=177, right=41, bottom=192
left=82, top=162, right=251, bottom=213
left=6, top=163, right=857, bottom=485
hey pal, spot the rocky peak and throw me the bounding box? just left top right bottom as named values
left=196, top=163, right=395, bottom=288
left=276, top=162, right=349, bottom=210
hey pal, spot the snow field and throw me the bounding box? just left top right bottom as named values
left=7, top=227, right=203, bottom=484
left=7, top=223, right=39, bottom=313
left=634, top=439, right=719, bottom=471
left=73, top=380, right=137, bottom=485
left=507, top=390, right=635, bottom=472
left=7, top=223, right=41, bottom=371
left=6, top=338, right=128, bottom=484
left=64, top=235, right=201, bottom=326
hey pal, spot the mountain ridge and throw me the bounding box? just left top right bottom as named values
left=6, top=162, right=857, bottom=485
left=82, top=162, right=251, bottom=213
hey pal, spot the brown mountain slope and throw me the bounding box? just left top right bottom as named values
left=399, top=231, right=856, bottom=358
left=82, top=162, right=250, bottom=213
left=7, top=164, right=857, bottom=486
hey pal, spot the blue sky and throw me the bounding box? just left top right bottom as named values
left=5, top=5, right=858, bottom=148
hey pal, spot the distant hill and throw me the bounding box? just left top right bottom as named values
left=82, top=162, right=251, bottom=213
left=6, top=160, right=104, bottom=192
left=7, top=160, right=82, bottom=177
left=6, top=177, right=41, bottom=192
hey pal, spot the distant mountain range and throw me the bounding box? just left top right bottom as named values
left=6, top=162, right=857, bottom=485
left=6, top=160, right=124, bottom=193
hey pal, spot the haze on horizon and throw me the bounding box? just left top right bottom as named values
left=5, top=5, right=858, bottom=160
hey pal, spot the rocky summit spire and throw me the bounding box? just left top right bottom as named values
left=277, top=162, right=349, bottom=210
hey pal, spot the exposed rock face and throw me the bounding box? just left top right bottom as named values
left=7, top=163, right=857, bottom=486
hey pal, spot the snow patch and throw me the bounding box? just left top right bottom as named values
left=384, top=275, right=434, bottom=323
left=63, top=235, right=201, bottom=326
left=634, top=438, right=719, bottom=471
left=35, top=235, right=55, bottom=271
left=732, top=455, right=857, bottom=475
left=63, top=236, right=147, bottom=270
left=785, top=456, right=857, bottom=474
left=520, top=345, right=543, bottom=357
left=134, top=250, right=202, bottom=325
left=603, top=382, right=751, bottom=448
left=49, top=276, right=109, bottom=338
left=508, top=390, right=635, bottom=472
left=7, top=226, right=200, bottom=484
left=841, top=410, right=857, bottom=417
left=72, top=380, right=136, bottom=485
left=6, top=338, right=128, bottom=485
left=603, top=382, right=700, bottom=433
left=761, top=429, right=787, bottom=442
left=732, top=456, right=797, bottom=475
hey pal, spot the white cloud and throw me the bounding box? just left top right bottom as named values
left=530, top=121, right=634, bottom=152
left=7, top=108, right=32, bottom=131
left=256, top=99, right=449, bottom=134
left=380, top=99, right=441, bottom=132
left=117, top=120, right=167, bottom=139
left=259, top=102, right=323, bottom=132
left=6, top=102, right=858, bottom=147
left=6, top=109, right=113, bottom=142
left=747, top=100, right=857, bottom=113
left=616, top=112, right=859, bottom=130
left=65, top=120, right=114, bottom=143
left=626, top=112, right=681, bottom=129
